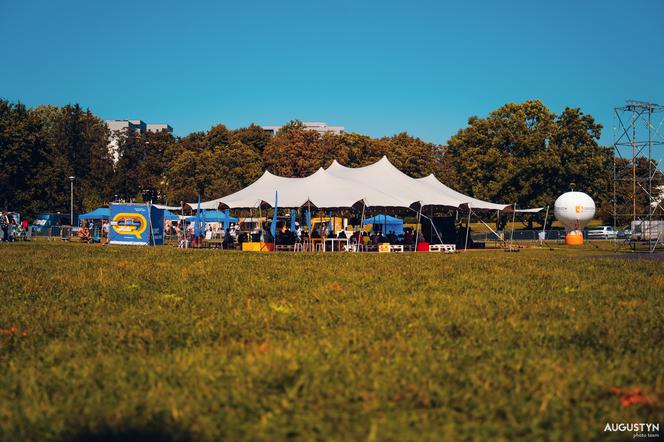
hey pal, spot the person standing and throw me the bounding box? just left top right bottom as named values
left=0, top=212, right=9, bottom=242
left=9, top=218, right=17, bottom=242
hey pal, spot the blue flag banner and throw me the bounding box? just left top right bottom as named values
left=270, top=191, right=278, bottom=238
left=109, top=203, right=164, bottom=246
left=328, top=210, right=332, bottom=235
left=194, top=194, right=201, bottom=240
left=306, top=209, right=311, bottom=231
left=201, top=208, right=206, bottom=237
left=290, top=209, right=296, bottom=232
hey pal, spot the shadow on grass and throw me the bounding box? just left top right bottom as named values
left=68, top=420, right=196, bottom=442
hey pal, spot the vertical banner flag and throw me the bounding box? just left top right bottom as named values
left=270, top=191, right=278, bottom=238
left=290, top=209, right=296, bottom=232
left=194, top=194, right=201, bottom=241
left=201, top=208, right=207, bottom=238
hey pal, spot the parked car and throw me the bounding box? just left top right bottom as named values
left=585, top=225, right=618, bottom=240
left=617, top=227, right=632, bottom=239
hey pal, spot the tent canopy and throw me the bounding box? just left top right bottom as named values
left=153, top=204, right=182, bottom=211
left=192, top=156, right=518, bottom=211
left=163, top=210, right=180, bottom=221
left=79, top=207, right=110, bottom=221
left=185, top=210, right=239, bottom=223
left=363, top=214, right=404, bottom=235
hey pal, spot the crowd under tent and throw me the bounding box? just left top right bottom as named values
left=191, top=156, right=543, bottom=249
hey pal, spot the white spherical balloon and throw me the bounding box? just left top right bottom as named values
left=554, top=192, right=596, bottom=230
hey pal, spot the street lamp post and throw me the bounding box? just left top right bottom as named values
left=69, top=176, right=75, bottom=225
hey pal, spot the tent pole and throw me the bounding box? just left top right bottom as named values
left=476, top=216, right=505, bottom=245
left=359, top=200, right=366, bottom=252
left=464, top=208, right=472, bottom=251
left=181, top=200, right=187, bottom=249
left=540, top=205, right=551, bottom=250
left=414, top=203, right=422, bottom=251
left=258, top=204, right=264, bottom=242
left=249, top=207, right=253, bottom=242
left=147, top=202, right=155, bottom=246
left=407, top=207, right=442, bottom=244
left=360, top=200, right=366, bottom=228
left=542, top=205, right=550, bottom=232
left=510, top=203, right=517, bottom=247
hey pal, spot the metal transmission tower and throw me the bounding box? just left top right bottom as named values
left=613, top=100, right=664, bottom=252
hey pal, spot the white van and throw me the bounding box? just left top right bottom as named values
left=586, top=226, right=617, bottom=239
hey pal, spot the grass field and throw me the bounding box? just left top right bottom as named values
left=0, top=242, right=662, bottom=441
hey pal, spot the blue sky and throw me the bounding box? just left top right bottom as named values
left=1, top=0, right=663, bottom=146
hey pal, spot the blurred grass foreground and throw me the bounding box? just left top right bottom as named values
left=0, top=242, right=662, bottom=441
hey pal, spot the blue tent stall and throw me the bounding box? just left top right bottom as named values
left=185, top=210, right=238, bottom=228
left=163, top=210, right=180, bottom=221
left=79, top=207, right=110, bottom=222
left=362, top=214, right=404, bottom=235
left=109, top=203, right=164, bottom=246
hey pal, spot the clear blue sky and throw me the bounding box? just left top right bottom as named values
left=2, top=0, right=663, bottom=146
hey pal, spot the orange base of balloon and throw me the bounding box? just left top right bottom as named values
left=565, top=231, right=584, bottom=246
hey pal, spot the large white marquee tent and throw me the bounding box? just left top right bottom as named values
left=193, top=156, right=535, bottom=212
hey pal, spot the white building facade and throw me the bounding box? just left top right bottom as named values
left=261, top=121, right=345, bottom=136
left=106, top=119, right=173, bottom=163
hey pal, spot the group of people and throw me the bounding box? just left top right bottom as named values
left=1, top=211, right=28, bottom=242
left=77, top=220, right=109, bottom=243
left=166, top=220, right=242, bottom=248
left=270, top=221, right=425, bottom=248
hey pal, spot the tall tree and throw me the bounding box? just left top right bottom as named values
left=262, top=125, right=325, bottom=177
left=442, top=100, right=611, bottom=211
left=0, top=100, right=42, bottom=212
left=230, top=124, right=271, bottom=153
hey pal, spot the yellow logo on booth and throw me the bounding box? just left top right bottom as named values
left=112, top=213, right=147, bottom=239
left=575, top=205, right=582, bottom=213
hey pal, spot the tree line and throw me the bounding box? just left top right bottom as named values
left=1, top=98, right=650, bottom=222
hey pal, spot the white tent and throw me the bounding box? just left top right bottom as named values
left=153, top=204, right=183, bottom=211
left=414, top=174, right=510, bottom=211
left=193, top=156, right=527, bottom=211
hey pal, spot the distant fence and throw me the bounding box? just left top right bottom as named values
left=29, top=226, right=76, bottom=240
left=470, top=229, right=589, bottom=243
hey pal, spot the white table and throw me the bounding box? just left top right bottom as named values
left=324, top=237, right=349, bottom=252
left=429, top=244, right=456, bottom=253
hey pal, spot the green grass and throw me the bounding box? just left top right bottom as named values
left=0, top=242, right=662, bottom=441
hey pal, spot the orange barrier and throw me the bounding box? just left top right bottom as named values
left=242, top=242, right=274, bottom=252
left=565, top=230, right=584, bottom=246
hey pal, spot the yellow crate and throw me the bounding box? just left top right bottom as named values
left=241, top=242, right=274, bottom=252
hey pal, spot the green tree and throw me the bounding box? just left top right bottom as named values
left=216, top=141, right=263, bottom=193
left=263, top=125, right=326, bottom=177
left=0, top=100, right=48, bottom=214
left=443, top=100, right=611, bottom=211
left=381, top=132, right=445, bottom=178
left=230, top=124, right=271, bottom=153
left=1, top=103, right=114, bottom=216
